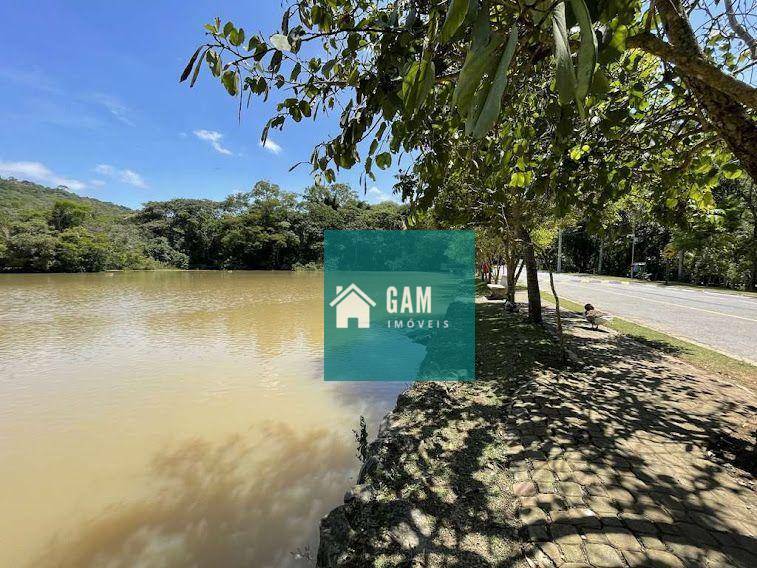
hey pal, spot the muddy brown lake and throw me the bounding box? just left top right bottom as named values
left=0, top=271, right=406, bottom=567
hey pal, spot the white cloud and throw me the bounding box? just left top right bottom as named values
left=120, top=169, right=147, bottom=188
left=366, top=185, right=400, bottom=204
left=88, top=93, right=135, bottom=126
left=94, top=164, right=148, bottom=188
left=193, top=129, right=233, bottom=155
left=0, top=160, right=87, bottom=191
left=94, top=164, right=114, bottom=175
left=89, top=179, right=106, bottom=187
left=259, top=138, right=282, bottom=155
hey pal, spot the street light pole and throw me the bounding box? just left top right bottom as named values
left=630, top=232, right=636, bottom=278
left=597, top=240, right=603, bottom=275
left=557, top=229, right=563, bottom=273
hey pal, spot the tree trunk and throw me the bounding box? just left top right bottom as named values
left=521, top=228, right=542, bottom=323
left=514, top=260, right=524, bottom=285
left=654, top=0, right=757, bottom=181
left=505, top=253, right=517, bottom=303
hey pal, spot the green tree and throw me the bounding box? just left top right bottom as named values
left=134, top=199, right=223, bottom=267
left=182, top=0, right=755, bottom=182
left=49, top=199, right=91, bottom=231
left=54, top=227, right=111, bottom=272
left=3, top=218, right=59, bottom=272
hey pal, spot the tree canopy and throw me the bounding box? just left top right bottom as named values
left=0, top=178, right=405, bottom=273
left=182, top=0, right=756, bottom=183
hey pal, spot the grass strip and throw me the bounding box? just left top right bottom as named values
left=559, top=273, right=757, bottom=299
left=541, top=291, right=757, bottom=388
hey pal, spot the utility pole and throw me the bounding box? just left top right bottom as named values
left=629, top=230, right=636, bottom=278
left=677, top=250, right=684, bottom=280
left=597, top=240, right=603, bottom=274
left=557, top=229, right=563, bottom=273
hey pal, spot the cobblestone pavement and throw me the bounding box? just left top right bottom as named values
left=318, top=301, right=755, bottom=567
left=507, top=303, right=757, bottom=567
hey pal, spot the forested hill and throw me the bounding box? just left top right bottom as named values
left=0, top=177, right=406, bottom=273
left=1, top=178, right=131, bottom=222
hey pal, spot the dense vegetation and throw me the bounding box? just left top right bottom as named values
left=553, top=179, right=757, bottom=289
left=184, top=0, right=756, bottom=314
left=0, top=177, right=405, bottom=272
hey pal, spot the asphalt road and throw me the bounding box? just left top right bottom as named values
left=533, top=272, right=757, bottom=364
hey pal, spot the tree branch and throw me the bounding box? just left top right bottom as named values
left=724, top=0, right=757, bottom=60
left=626, top=31, right=757, bottom=111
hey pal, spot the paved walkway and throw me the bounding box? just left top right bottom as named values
left=318, top=300, right=756, bottom=567
left=507, top=303, right=757, bottom=567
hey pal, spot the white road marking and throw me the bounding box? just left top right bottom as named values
left=557, top=275, right=757, bottom=305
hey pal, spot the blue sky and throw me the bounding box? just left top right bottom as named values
left=0, top=1, right=402, bottom=208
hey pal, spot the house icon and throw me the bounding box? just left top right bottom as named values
left=329, top=283, right=376, bottom=329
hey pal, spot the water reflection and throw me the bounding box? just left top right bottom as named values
left=0, top=271, right=406, bottom=567
left=33, top=423, right=353, bottom=568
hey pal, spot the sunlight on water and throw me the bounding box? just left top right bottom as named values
left=0, top=271, right=406, bottom=567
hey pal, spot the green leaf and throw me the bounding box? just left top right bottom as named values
left=453, top=33, right=505, bottom=117
left=402, top=60, right=436, bottom=114
left=465, top=0, right=479, bottom=24
left=590, top=68, right=610, bottom=97
left=509, top=171, right=526, bottom=187
left=551, top=3, right=577, bottom=107
left=189, top=48, right=207, bottom=87
left=222, top=69, right=239, bottom=96
left=470, top=0, right=490, bottom=51
left=440, top=0, right=470, bottom=44
left=472, top=23, right=518, bottom=139
left=229, top=27, right=245, bottom=47
left=380, top=94, right=401, bottom=120
left=269, top=50, right=283, bottom=72
left=270, top=33, right=291, bottom=52
left=376, top=152, right=392, bottom=169
left=599, top=23, right=627, bottom=64
left=464, top=84, right=488, bottom=136
left=222, top=21, right=235, bottom=38
left=722, top=163, right=743, bottom=179
left=570, top=0, right=597, bottom=105
left=347, top=32, right=361, bottom=52
left=206, top=50, right=222, bottom=77
left=180, top=46, right=203, bottom=82
left=290, top=62, right=302, bottom=82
